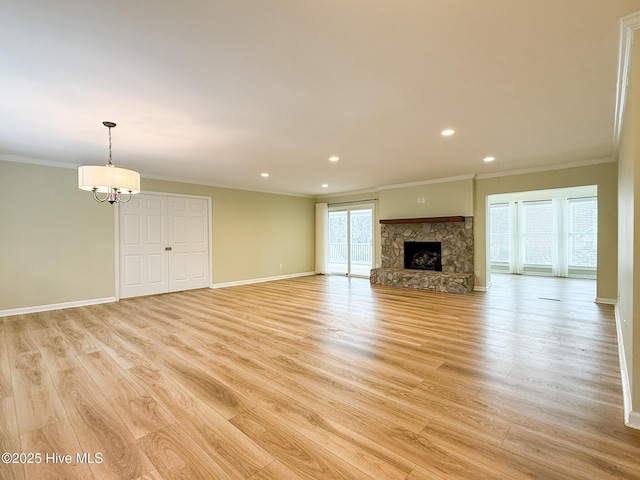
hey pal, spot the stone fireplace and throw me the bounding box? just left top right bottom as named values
left=370, top=216, right=474, bottom=294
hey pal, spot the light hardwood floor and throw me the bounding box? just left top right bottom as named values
left=1, top=274, right=640, bottom=479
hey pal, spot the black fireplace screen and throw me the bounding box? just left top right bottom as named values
left=404, top=241, right=442, bottom=271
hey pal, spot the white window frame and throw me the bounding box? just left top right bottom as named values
left=489, top=196, right=597, bottom=279
left=327, top=203, right=374, bottom=278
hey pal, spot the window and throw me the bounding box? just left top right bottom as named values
left=568, top=197, right=598, bottom=270
left=328, top=206, right=373, bottom=277
left=521, top=201, right=555, bottom=266
left=489, top=203, right=511, bottom=264
left=489, top=196, right=597, bottom=278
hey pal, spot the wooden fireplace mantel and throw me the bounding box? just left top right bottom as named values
left=379, top=216, right=466, bottom=225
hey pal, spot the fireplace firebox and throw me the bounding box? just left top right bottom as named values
left=404, top=241, right=442, bottom=271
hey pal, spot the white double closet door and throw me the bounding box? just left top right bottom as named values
left=119, top=193, right=210, bottom=299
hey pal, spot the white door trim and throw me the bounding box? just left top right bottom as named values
left=114, top=203, right=120, bottom=300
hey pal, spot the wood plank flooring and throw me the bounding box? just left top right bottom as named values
left=1, top=274, right=640, bottom=479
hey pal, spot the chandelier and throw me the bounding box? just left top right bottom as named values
left=78, top=121, right=140, bottom=204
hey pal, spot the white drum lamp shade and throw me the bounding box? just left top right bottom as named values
left=78, top=164, right=140, bottom=194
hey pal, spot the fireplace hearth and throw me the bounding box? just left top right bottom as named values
left=404, top=241, right=442, bottom=271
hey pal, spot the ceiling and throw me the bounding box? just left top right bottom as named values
left=2, top=1, right=639, bottom=197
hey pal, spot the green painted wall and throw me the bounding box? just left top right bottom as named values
left=378, top=177, right=474, bottom=219
left=617, top=29, right=640, bottom=418
left=0, top=161, right=316, bottom=311
left=0, top=161, right=115, bottom=310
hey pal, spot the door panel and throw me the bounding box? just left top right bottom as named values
left=173, top=217, right=188, bottom=244
left=147, top=215, right=165, bottom=245
left=328, top=206, right=373, bottom=277
left=173, top=253, right=188, bottom=281
left=120, top=194, right=209, bottom=298
left=349, top=208, right=373, bottom=276
left=123, top=213, right=141, bottom=245
left=167, top=197, right=210, bottom=291
left=192, top=251, right=206, bottom=280
left=123, top=255, right=141, bottom=286
left=328, top=210, right=348, bottom=274
left=120, top=194, right=169, bottom=298
left=147, top=253, right=166, bottom=284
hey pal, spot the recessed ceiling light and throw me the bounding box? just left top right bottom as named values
left=322, top=183, right=329, bottom=188
left=441, top=129, right=455, bottom=136
left=261, top=172, right=270, bottom=178
left=329, top=156, right=340, bottom=162
left=483, top=156, right=496, bottom=162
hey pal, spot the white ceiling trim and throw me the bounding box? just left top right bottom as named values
left=121, top=172, right=316, bottom=199
left=376, top=174, right=476, bottom=191
left=0, top=153, right=78, bottom=170
left=316, top=187, right=381, bottom=201
left=0, top=153, right=618, bottom=198
left=614, top=12, right=640, bottom=141
left=474, top=157, right=616, bottom=180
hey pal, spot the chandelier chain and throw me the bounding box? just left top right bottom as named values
left=107, top=126, right=113, bottom=166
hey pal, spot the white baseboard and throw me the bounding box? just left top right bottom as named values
left=595, top=297, right=617, bottom=305
left=629, top=411, right=640, bottom=430
left=614, top=303, right=639, bottom=430
left=211, top=271, right=317, bottom=289
left=1, top=272, right=318, bottom=316
left=0, top=296, right=117, bottom=318
left=474, top=281, right=492, bottom=292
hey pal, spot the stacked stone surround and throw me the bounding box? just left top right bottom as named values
left=370, top=216, right=474, bottom=294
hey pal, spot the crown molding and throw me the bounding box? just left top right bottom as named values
left=140, top=172, right=315, bottom=198
left=474, top=157, right=615, bottom=180
left=614, top=12, right=640, bottom=141
left=0, top=153, right=616, bottom=199
left=315, top=187, right=380, bottom=200
left=315, top=174, right=476, bottom=199
left=0, top=153, right=79, bottom=170
left=377, top=174, right=476, bottom=191
left=318, top=159, right=615, bottom=198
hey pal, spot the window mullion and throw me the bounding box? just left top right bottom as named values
left=512, top=201, right=522, bottom=274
